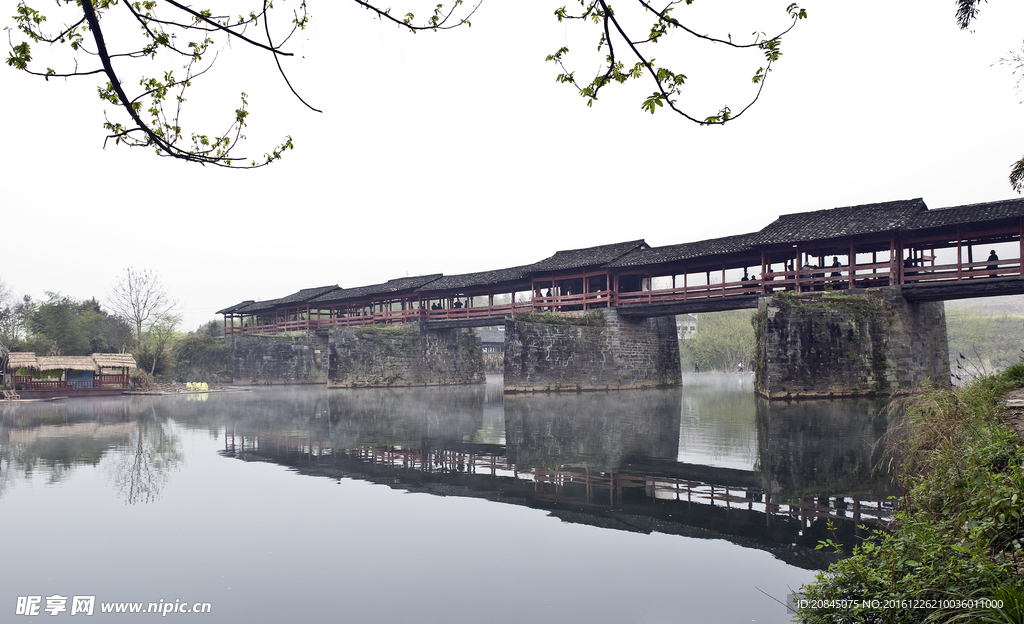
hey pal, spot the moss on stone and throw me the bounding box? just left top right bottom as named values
left=511, top=311, right=605, bottom=326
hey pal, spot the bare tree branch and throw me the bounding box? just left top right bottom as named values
left=7, top=0, right=806, bottom=166
left=107, top=268, right=176, bottom=344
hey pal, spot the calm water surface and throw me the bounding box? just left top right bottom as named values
left=0, top=374, right=895, bottom=623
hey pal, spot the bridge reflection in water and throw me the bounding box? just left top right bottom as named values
left=218, top=376, right=897, bottom=569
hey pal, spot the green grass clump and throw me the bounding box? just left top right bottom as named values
left=798, top=362, right=1024, bottom=624
left=511, top=311, right=605, bottom=326
left=352, top=324, right=416, bottom=337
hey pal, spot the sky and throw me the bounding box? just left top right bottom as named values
left=3, top=0, right=1024, bottom=331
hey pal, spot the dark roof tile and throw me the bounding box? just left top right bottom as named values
left=754, top=198, right=927, bottom=245
left=904, top=197, right=1024, bottom=231
left=477, top=327, right=505, bottom=344
left=233, top=285, right=341, bottom=314
left=216, top=300, right=256, bottom=315
left=605, top=233, right=761, bottom=268
left=529, top=240, right=649, bottom=273
left=416, top=265, right=534, bottom=293
left=310, top=275, right=442, bottom=304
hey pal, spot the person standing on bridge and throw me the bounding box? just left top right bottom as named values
left=988, top=250, right=999, bottom=277
left=830, top=257, right=843, bottom=289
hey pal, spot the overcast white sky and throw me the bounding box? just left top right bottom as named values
left=3, top=0, right=1024, bottom=330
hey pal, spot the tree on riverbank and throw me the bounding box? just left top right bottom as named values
left=107, top=268, right=175, bottom=345
left=0, top=279, right=22, bottom=358
left=680, top=310, right=755, bottom=372
left=945, top=297, right=1024, bottom=381
left=172, top=324, right=232, bottom=382
left=10, top=292, right=133, bottom=356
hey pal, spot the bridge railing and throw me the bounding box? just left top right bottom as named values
left=97, top=373, right=130, bottom=389
left=312, top=309, right=425, bottom=328
left=424, top=299, right=532, bottom=322
left=274, top=317, right=312, bottom=332
left=616, top=278, right=761, bottom=305
left=764, top=261, right=896, bottom=292
left=903, top=258, right=1023, bottom=283
left=532, top=290, right=614, bottom=311
left=848, top=260, right=894, bottom=288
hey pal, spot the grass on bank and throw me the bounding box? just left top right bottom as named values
left=798, top=361, right=1024, bottom=624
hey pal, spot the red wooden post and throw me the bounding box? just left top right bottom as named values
left=848, top=243, right=855, bottom=289
left=761, top=250, right=768, bottom=294
left=957, top=226, right=963, bottom=281
left=892, top=234, right=902, bottom=285
left=795, top=246, right=803, bottom=293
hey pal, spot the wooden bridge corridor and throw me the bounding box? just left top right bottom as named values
left=219, top=197, right=1024, bottom=332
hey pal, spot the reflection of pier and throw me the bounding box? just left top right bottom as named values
left=222, top=434, right=892, bottom=569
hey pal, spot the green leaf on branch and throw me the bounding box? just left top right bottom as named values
left=641, top=92, right=664, bottom=114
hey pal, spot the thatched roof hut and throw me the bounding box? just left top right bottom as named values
left=92, top=353, right=138, bottom=369
left=6, top=352, right=138, bottom=372
left=36, top=356, right=97, bottom=372
left=7, top=352, right=39, bottom=371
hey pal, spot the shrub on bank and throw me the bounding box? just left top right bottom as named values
left=172, top=332, right=232, bottom=383
left=798, top=363, right=1024, bottom=624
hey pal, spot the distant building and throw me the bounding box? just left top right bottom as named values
left=477, top=327, right=505, bottom=353
left=677, top=314, right=697, bottom=340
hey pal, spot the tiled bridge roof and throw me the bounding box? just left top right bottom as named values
left=220, top=197, right=1024, bottom=313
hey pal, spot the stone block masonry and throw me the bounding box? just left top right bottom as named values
left=327, top=324, right=485, bottom=388
left=755, top=287, right=950, bottom=399
left=503, top=309, right=681, bottom=392
left=231, top=325, right=485, bottom=387
left=232, top=333, right=329, bottom=385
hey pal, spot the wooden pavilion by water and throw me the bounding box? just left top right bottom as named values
left=7, top=352, right=137, bottom=398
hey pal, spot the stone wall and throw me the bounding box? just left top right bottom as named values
left=755, top=287, right=950, bottom=399
left=503, top=309, right=681, bottom=392
left=232, top=333, right=329, bottom=385
left=327, top=324, right=484, bottom=388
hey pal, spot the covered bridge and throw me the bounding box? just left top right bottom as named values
left=219, top=197, right=1024, bottom=334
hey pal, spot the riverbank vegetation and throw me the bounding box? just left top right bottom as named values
left=0, top=277, right=232, bottom=386
left=679, top=309, right=756, bottom=372
left=946, top=297, right=1024, bottom=378
left=797, top=363, right=1024, bottom=624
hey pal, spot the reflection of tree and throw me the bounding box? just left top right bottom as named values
left=106, top=414, right=182, bottom=504
left=0, top=436, right=16, bottom=500
left=1, top=419, right=126, bottom=491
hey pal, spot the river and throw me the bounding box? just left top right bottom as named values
left=0, top=373, right=895, bottom=623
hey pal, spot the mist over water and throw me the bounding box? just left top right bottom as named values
left=0, top=374, right=895, bottom=623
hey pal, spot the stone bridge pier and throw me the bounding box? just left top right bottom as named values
left=503, top=309, right=681, bottom=392
left=754, top=286, right=950, bottom=399
left=230, top=286, right=949, bottom=399
left=231, top=324, right=485, bottom=387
